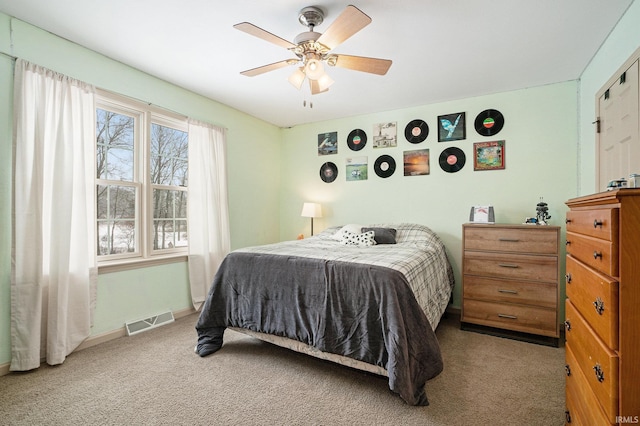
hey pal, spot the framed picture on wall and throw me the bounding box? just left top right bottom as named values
left=372, top=122, right=397, bottom=148
left=438, top=112, right=466, bottom=142
left=318, top=131, right=338, bottom=155
left=473, top=140, right=505, bottom=170
left=345, top=156, right=368, bottom=181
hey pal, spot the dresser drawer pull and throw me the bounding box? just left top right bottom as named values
left=498, top=238, right=520, bottom=242
left=564, top=319, right=571, bottom=331
left=497, top=289, right=518, bottom=294
left=593, top=219, right=603, bottom=228
left=565, top=218, right=572, bottom=224
left=593, top=251, right=602, bottom=259
left=566, top=240, right=571, bottom=246
left=593, top=364, right=605, bottom=382
left=593, top=297, right=605, bottom=315
left=565, top=410, right=572, bottom=424
left=498, top=263, right=519, bottom=268
left=565, top=273, right=572, bottom=284
left=565, top=364, right=571, bottom=376
left=497, top=313, right=517, bottom=320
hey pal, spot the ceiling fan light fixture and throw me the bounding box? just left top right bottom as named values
left=317, top=73, right=334, bottom=92
left=305, top=58, right=324, bottom=80
left=288, top=68, right=306, bottom=90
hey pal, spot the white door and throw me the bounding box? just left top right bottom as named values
left=597, top=60, right=639, bottom=191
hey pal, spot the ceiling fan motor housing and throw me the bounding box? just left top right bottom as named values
left=298, top=6, right=324, bottom=29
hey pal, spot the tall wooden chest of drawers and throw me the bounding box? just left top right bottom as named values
left=461, top=224, right=560, bottom=345
left=564, top=189, right=640, bottom=425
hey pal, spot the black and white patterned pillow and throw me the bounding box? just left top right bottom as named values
left=340, top=230, right=377, bottom=246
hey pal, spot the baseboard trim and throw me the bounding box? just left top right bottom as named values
left=0, top=307, right=196, bottom=377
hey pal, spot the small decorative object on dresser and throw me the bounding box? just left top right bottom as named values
left=564, top=189, right=640, bottom=425
left=461, top=223, right=560, bottom=346
left=535, top=197, right=551, bottom=225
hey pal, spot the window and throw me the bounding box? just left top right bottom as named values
left=96, top=92, right=188, bottom=262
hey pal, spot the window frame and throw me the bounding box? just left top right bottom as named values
left=95, top=90, right=189, bottom=270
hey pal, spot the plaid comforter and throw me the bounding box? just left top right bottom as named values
left=236, top=223, right=455, bottom=329
left=196, top=223, right=455, bottom=405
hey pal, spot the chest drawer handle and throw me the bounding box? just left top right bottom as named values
left=565, top=410, right=572, bottom=424
left=565, top=273, right=572, bottom=284
left=565, top=364, right=571, bottom=376
left=498, top=263, right=519, bottom=268
left=498, top=289, right=518, bottom=294
left=498, top=238, right=520, bottom=242
left=593, top=364, right=605, bottom=382
left=593, top=219, right=603, bottom=228
left=566, top=240, right=571, bottom=246
left=498, top=313, right=517, bottom=320
left=593, top=251, right=602, bottom=259
left=564, top=319, right=571, bottom=331
left=565, top=218, right=572, bottom=224
left=593, top=297, right=605, bottom=315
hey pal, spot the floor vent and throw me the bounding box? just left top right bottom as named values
left=125, top=311, right=175, bottom=336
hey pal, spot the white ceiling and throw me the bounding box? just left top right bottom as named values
left=0, top=1, right=634, bottom=128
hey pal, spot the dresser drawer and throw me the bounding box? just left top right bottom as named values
left=566, top=344, right=615, bottom=426
left=566, top=255, right=619, bottom=349
left=566, top=208, right=618, bottom=242
left=464, top=226, right=558, bottom=255
left=462, top=299, right=557, bottom=336
left=566, top=232, right=618, bottom=277
left=565, top=300, right=618, bottom=423
left=463, top=251, right=558, bottom=282
left=463, top=275, right=556, bottom=309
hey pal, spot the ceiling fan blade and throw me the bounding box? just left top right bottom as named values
left=240, top=60, right=296, bottom=77
left=317, top=5, right=372, bottom=50
left=309, top=79, right=329, bottom=95
left=234, top=22, right=296, bottom=50
left=329, top=54, right=392, bottom=75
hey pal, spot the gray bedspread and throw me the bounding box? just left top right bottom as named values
left=195, top=223, right=453, bottom=406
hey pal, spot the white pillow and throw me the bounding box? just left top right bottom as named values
left=333, top=224, right=364, bottom=240
left=340, top=230, right=377, bottom=246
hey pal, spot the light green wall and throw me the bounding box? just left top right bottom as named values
left=0, top=14, right=283, bottom=366
left=578, top=0, right=640, bottom=195
left=279, top=82, right=579, bottom=311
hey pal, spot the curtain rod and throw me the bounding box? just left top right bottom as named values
left=0, top=51, right=17, bottom=60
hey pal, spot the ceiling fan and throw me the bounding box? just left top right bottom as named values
left=234, top=5, right=392, bottom=95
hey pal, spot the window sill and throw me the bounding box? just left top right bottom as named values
left=98, top=254, right=188, bottom=274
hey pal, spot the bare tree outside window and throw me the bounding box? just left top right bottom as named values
left=96, top=109, right=137, bottom=255
left=151, top=123, right=188, bottom=251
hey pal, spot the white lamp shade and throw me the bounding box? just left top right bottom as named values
left=305, top=59, right=324, bottom=80
left=301, top=202, right=322, bottom=218
left=316, top=73, right=335, bottom=92
left=288, top=68, right=306, bottom=90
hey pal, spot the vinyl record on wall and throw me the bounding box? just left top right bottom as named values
left=474, top=109, right=504, bottom=136
left=404, top=119, right=429, bottom=143
left=374, top=155, right=396, bottom=178
left=439, top=147, right=466, bottom=173
left=347, top=129, right=367, bottom=151
left=320, top=162, right=338, bottom=183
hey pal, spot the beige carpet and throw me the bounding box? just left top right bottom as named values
left=0, top=314, right=565, bottom=425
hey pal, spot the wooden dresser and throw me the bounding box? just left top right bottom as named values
left=461, top=224, right=560, bottom=345
left=564, top=189, right=640, bottom=425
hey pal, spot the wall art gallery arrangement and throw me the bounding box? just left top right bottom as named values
left=318, top=109, right=506, bottom=183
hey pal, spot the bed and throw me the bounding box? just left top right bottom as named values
left=195, top=223, right=455, bottom=406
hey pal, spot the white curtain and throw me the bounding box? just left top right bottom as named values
left=11, top=59, right=97, bottom=371
left=187, top=119, right=230, bottom=310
